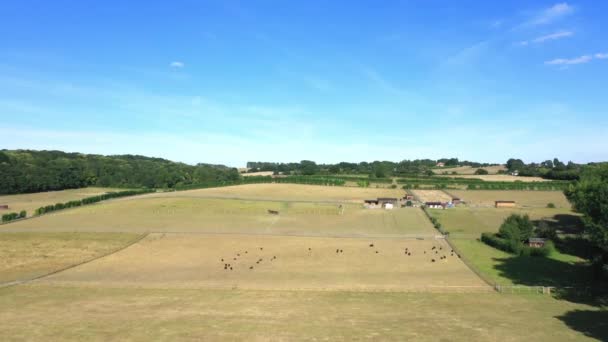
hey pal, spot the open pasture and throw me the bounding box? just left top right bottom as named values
left=0, top=187, right=123, bottom=217
left=152, top=183, right=405, bottom=203
left=0, top=285, right=603, bottom=341
left=433, top=165, right=506, bottom=175
left=451, top=190, right=571, bottom=208
left=0, top=232, right=140, bottom=284
left=4, top=197, right=436, bottom=237
left=40, top=233, right=488, bottom=292
left=411, top=189, right=452, bottom=203
left=429, top=207, right=580, bottom=238
left=449, top=174, right=549, bottom=182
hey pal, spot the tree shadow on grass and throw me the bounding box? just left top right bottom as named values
left=533, top=214, right=584, bottom=235
left=493, top=255, right=594, bottom=288
left=555, top=310, right=608, bottom=342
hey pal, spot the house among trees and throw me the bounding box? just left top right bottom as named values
left=436, top=162, right=445, bottom=167
left=528, top=238, right=546, bottom=248
left=495, top=200, right=516, bottom=208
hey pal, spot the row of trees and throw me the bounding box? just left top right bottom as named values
left=0, top=150, right=240, bottom=194
left=247, top=159, right=498, bottom=178
left=1, top=211, right=26, bottom=223
left=481, top=214, right=555, bottom=257
left=506, top=157, right=583, bottom=180
left=34, top=189, right=154, bottom=216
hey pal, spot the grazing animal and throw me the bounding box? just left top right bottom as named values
left=234, top=258, right=237, bottom=260
left=308, top=248, right=312, bottom=251
left=250, top=266, right=253, bottom=270
left=221, top=258, right=224, bottom=262
left=424, top=251, right=426, bottom=254
left=237, top=254, right=240, bottom=256
left=260, top=247, right=264, bottom=251
left=431, top=259, right=435, bottom=262
left=369, top=243, right=374, bottom=247
left=336, top=249, right=339, bottom=253
left=245, top=251, right=248, bottom=254
left=408, top=253, right=411, bottom=256
left=375, top=251, right=379, bottom=254
left=340, top=249, right=343, bottom=253
left=230, top=267, right=233, bottom=270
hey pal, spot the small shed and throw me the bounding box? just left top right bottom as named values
left=425, top=202, right=445, bottom=209
left=364, top=199, right=379, bottom=205
left=384, top=203, right=394, bottom=210
left=528, top=238, right=546, bottom=248
left=0, top=204, right=8, bottom=210
left=404, top=194, right=414, bottom=201
left=495, top=200, right=516, bottom=208
left=451, top=197, right=461, bottom=205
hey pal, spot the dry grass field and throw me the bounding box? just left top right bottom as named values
left=40, top=233, right=486, bottom=292
left=0, top=187, right=123, bottom=217
left=451, top=190, right=571, bottom=208
left=0, top=285, right=604, bottom=341
left=411, top=189, right=453, bottom=203
left=433, top=165, right=506, bottom=175
left=4, top=197, right=435, bottom=237
left=0, top=232, right=141, bottom=284
left=447, top=174, right=550, bottom=182
left=1, top=184, right=605, bottom=341
left=241, top=171, right=274, bottom=177
left=152, top=183, right=405, bottom=202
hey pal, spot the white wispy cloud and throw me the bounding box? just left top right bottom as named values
left=524, top=3, right=575, bottom=27
left=595, top=53, right=608, bottom=59
left=170, top=61, right=184, bottom=68
left=518, top=31, right=573, bottom=46
left=545, top=55, right=592, bottom=65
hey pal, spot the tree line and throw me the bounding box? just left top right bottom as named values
left=34, top=189, right=154, bottom=216
left=0, top=150, right=240, bottom=195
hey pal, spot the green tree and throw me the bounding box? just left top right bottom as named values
left=474, top=168, right=489, bottom=175
left=565, top=163, right=608, bottom=279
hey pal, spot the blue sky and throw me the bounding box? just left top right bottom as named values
left=0, top=1, right=607, bottom=166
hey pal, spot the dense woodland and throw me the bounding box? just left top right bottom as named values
left=0, top=150, right=240, bottom=194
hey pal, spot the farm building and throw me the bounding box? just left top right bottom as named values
left=404, top=194, right=414, bottom=201
left=0, top=204, right=8, bottom=210
left=425, top=202, right=445, bottom=209
left=378, top=198, right=398, bottom=206
left=436, top=162, right=445, bottom=167
left=384, top=203, right=394, bottom=210
left=451, top=198, right=461, bottom=205
left=495, top=200, right=516, bottom=208
left=364, top=199, right=379, bottom=205
left=528, top=238, right=546, bottom=248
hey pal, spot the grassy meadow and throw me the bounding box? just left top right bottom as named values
left=0, top=184, right=605, bottom=341
left=0, top=187, right=125, bottom=218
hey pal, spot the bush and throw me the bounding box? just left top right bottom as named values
left=1, top=212, right=20, bottom=223
left=18, top=210, right=26, bottom=218
left=547, top=202, right=556, bottom=208
left=389, top=184, right=397, bottom=189
left=474, top=168, right=489, bottom=175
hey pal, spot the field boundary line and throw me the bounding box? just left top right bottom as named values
left=123, top=194, right=356, bottom=205
left=0, top=232, right=150, bottom=289
left=143, top=231, right=439, bottom=239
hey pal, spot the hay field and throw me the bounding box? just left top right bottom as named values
left=151, top=183, right=404, bottom=202
left=451, top=190, right=571, bottom=208
left=241, top=171, right=274, bottom=177
left=433, top=165, right=506, bottom=175
left=411, top=190, right=452, bottom=203
left=4, top=198, right=435, bottom=237
left=451, top=174, right=549, bottom=182
left=0, top=286, right=603, bottom=341
left=0, top=232, right=141, bottom=284
left=0, top=187, right=123, bottom=217
left=40, top=233, right=487, bottom=292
